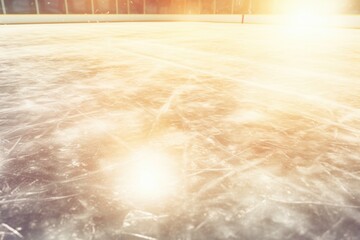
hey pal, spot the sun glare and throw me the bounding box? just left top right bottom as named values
left=119, top=147, right=179, bottom=204
left=281, top=0, right=343, bottom=28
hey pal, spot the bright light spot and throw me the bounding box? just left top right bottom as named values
left=280, top=0, right=344, bottom=28
left=280, top=0, right=343, bottom=15
left=120, top=147, right=178, bottom=204
left=288, top=11, right=327, bottom=28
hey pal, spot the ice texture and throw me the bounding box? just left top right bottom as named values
left=0, top=22, right=360, bottom=240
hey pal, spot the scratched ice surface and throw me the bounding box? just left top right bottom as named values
left=0, top=22, right=360, bottom=240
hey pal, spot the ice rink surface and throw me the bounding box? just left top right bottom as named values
left=0, top=22, right=360, bottom=239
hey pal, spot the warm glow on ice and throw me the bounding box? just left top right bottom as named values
left=1, top=22, right=359, bottom=239
left=288, top=12, right=327, bottom=27
left=119, top=147, right=178, bottom=204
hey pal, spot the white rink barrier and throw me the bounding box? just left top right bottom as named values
left=0, top=14, right=360, bottom=28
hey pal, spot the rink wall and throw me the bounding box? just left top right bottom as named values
left=1, top=14, right=360, bottom=28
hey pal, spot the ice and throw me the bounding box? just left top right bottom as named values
left=0, top=22, right=360, bottom=239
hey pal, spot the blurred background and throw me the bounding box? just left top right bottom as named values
left=1, top=0, right=359, bottom=15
